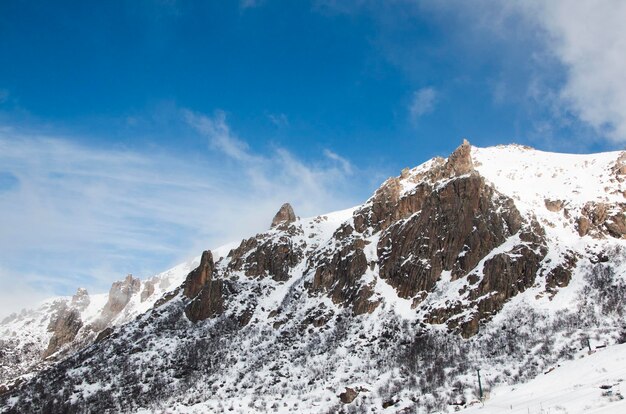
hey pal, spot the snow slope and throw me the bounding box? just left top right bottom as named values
left=462, top=343, right=626, bottom=414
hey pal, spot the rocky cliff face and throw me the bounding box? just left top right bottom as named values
left=3, top=142, right=626, bottom=414
left=183, top=250, right=227, bottom=322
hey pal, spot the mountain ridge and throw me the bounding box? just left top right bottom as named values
left=2, top=141, right=626, bottom=413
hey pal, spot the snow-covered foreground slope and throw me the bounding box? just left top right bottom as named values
left=2, top=141, right=626, bottom=413
left=462, top=343, right=626, bottom=414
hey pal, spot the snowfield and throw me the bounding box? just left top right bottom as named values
left=462, top=343, right=626, bottom=414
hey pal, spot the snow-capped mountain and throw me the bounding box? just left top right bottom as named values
left=2, top=141, right=626, bottom=413
left=0, top=259, right=200, bottom=387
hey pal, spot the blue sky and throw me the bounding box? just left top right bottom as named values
left=1, top=0, right=625, bottom=314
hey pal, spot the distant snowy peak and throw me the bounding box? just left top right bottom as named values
left=0, top=256, right=199, bottom=385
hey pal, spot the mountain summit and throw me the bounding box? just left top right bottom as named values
left=2, top=142, right=626, bottom=413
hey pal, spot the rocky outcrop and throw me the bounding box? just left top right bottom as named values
left=442, top=138, right=473, bottom=177
left=271, top=203, right=296, bottom=228
left=354, top=140, right=475, bottom=233
left=545, top=199, right=564, bottom=212
left=43, top=303, right=83, bottom=358
left=339, top=387, right=359, bottom=404
left=227, top=233, right=303, bottom=282
left=613, top=151, right=626, bottom=177
left=102, top=274, right=141, bottom=317
left=377, top=174, right=523, bottom=298
left=577, top=202, right=626, bottom=238
left=183, top=251, right=227, bottom=322
left=545, top=252, right=578, bottom=296
left=183, top=251, right=215, bottom=299
left=307, top=224, right=377, bottom=314
left=70, top=288, right=90, bottom=311
left=140, top=280, right=155, bottom=302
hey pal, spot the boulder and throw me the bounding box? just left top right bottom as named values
left=339, top=387, right=359, bottom=404
left=545, top=199, right=564, bottom=212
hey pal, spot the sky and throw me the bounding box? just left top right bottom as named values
left=1, top=0, right=626, bottom=316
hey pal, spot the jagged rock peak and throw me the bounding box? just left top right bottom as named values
left=103, top=274, right=141, bottom=316
left=183, top=250, right=215, bottom=299
left=445, top=138, right=474, bottom=176
left=271, top=202, right=296, bottom=228
left=183, top=250, right=225, bottom=322
left=70, top=288, right=90, bottom=310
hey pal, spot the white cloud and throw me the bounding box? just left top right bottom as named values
left=267, top=112, right=289, bottom=127
left=513, top=1, right=626, bottom=142
left=183, top=109, right=253, bottom=161
left=409, top=87, right=437, bottom=122
left=323, top=149, right=353, bottom=174
left=0, top=116, right=364, bottom=317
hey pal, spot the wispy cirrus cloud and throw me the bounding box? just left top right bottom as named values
left=0, top=112, right=364, bottom=317
left=183, top=109, right=254, bottom=162
left=409, top=87, right=437, bottom=123
left=267, top=112, right=289, bottom=128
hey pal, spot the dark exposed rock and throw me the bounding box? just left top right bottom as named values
left=271, top=203, right=296, bottom=228
left=183, top=251, right=215, bottom=300
left=183, top=251, right=228, bottom=322
left=426, top=226, right=547, bottom=338
left=613, top=151, right=626, bottom=177
left=228, top=233, right=303, bottom=282
left=382, top=399, right=399, bottom=408
left=377, top=174, right=523, bottom=298
left=307, top=225, right=377, bottom=314
left=44, top=303, right=83, bottom=358
left=94, top=327, right=114, bottom=344
left=354, top=176, right=402, bottom=233
left=185, top=278, right=226, bottom=322
left=605, top=213, right=626, bottom=238
left=300, top=305, right=334, bottom=329
left=577, top=216, right=591, bottom=236
left=354, top=140, right=475, bottom=234
left=545, top=199, right=564, bottom=212
left=577, top=202, right=626, bottom=238
left=469, top=245, right=545, bottom=329
left=443, top=138, right=473, bottom=177
left=546, top=252, right=578, bottom=296
left=339, top=387, right=358, bottom=404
